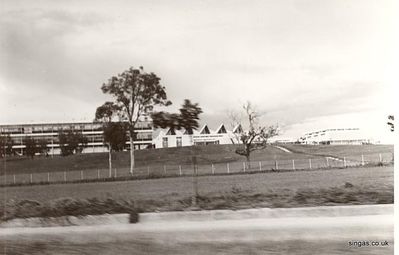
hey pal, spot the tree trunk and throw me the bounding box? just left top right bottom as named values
left=129, top=136, right=135, bottom=175
left=108, top=144, right=112, bottom=178
left=245, top=155, right=251, bottom=170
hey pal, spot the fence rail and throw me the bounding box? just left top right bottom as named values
left=0, top=152, right=393, bottom=186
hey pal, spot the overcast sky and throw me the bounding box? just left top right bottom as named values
left=0, top=0, right=397, bottom=142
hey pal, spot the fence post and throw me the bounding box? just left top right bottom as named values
left=179, top=165, right=182, bottom=176
left=361, top=154, right=365, bottom=166
left=13, top=174, right=16, bottom=184
left=326, top=157, right=329, bottom=168
left=97, top=169, right=100, bottom=179
left=80, top=170, right=83, bottom=180
left=243, top=162, right=246, bottom=172
left=47, top=172, right=50, bottom=183
left=64, top=171, right=66, bottom=182
left=379, top=153, right=382, bottom=163
left=114, top=168, right=117, bottom=178
left=309, top=159, right=312, bottom=169
left=212, top=164, right=215, bottom=175
left=292, top=160, right=295, bottom=170
left=227, top=163, right=230, bottom=174
left=343, top=157, right=346, bottom=168
left=30, top=173, right=33, bottom=184
left=259, top=161, right=262, bottom=171
left=275, top=160, right=279, bottom=170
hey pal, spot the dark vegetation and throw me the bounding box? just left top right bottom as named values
left=1, top=182, right=393, bottom=222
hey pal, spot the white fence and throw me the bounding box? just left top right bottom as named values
left=0, top=152, right=393, bottom=186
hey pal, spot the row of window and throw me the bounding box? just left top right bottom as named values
left=0, top=122, right=152, bottom=135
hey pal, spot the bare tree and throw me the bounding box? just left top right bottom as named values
left=232, top=101, right=278, bottom=168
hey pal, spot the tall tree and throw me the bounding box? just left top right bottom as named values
left=95, top=102, right=127, bottom=177
left=152, top=99, right=202, bottom=133
left=37, top=139, right=49, bottom=156
left=0, top=135, right=14, bottom=157
left=58, top=130, right=88, bottom=156
left=152, top=99, right=202, bottom=207
left=232, top=102, right=278, bottom=168
left=24, top=137, right=37, bottom=158
left=100, top=66, right=171, bottom=174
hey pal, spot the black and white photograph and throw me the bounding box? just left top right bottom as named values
left=0, top=0, right=396, bottom=254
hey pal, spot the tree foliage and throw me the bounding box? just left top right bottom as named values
left=58, top=130, right=88, bottom=156
left=0, top=134, right=14, bottom=157
left=95, top=102, right=127, bottom=151
left=387, top=115, right=394, bottom=132
left=231, top=101, right=278, bottom=162
left=24, top=137, right=37, bottom=158
left=152, top=99, right=203, bottom=134
left=100, top=66, right=172, bottom=173
left=103, top=122, right=128, bottom=151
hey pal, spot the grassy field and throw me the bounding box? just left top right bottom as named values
left=281, top=144, right=393, bottom=158
left=2, top=166, right=393, bottom=205
left=1, top=144, right=393, bottom=175
left=1, top=144, right=321, bottom=175
left=0, top=166, right=393, bottom=222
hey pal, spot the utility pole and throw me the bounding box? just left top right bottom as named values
left=191, top=155, right=198, bottom=207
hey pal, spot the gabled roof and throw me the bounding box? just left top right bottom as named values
left=216, top=123, right=227, bottom=134
left=166, top=128, right=176, bottom=135
left=232, top=124, right=243, bottom=133
left=199, top=124, right=211, bottom=134
left=183, top=128, right=193, bottom=135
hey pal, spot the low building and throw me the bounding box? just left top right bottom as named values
left=0, top=121, right=153, bottom=156
left=152, top=124, right=242, bottom=148
left=299, top=128, right=371, bottom=145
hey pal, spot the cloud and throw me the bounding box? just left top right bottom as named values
left=0, top=0, right=395, bottom=144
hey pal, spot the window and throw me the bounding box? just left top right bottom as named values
left=162, top=137, right=168, bottom=148
left=176, top=137, right=182, bottom=147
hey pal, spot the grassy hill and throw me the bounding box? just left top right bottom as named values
left=0, top=144, right=393, bottom=175
left=280, top=144, right=393, bottom=158
left=2, top=144, right=316, bottom=175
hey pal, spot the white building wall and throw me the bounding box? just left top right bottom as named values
left=152, top=124, right=241, bottom=148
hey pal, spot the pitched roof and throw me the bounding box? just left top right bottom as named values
left=216, top=123, right=227, bottom=134
left=199, top=124, right=211, bottom=134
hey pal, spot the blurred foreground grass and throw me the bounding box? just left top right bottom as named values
left=1, top=239, right=393, bottom=255
left=1, top=182, right=393, bottom=222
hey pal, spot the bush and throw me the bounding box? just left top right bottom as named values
left=1, top=197, right=139, bottom=222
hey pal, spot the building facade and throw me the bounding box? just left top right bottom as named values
left=299, top=128, right=371, bottom=145
left=152, top=124, right=242, bottom=148
left=0, top=121, right=153, bottom=156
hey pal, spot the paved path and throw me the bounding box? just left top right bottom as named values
left=273, top=145, right=293, bottom=153
left=1, top=214, right=393, bottom=242
left=0, top=206, right=393, bottom=254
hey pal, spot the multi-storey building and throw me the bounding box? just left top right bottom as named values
left=0, top=121, right=153, bottom=156
left=299, top=128, right=371, bottom=145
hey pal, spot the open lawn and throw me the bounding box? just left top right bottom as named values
left=281, top=144, right=393, bottom=161
left=1, top=144, right=321, bottom=175
left=1, top=144, right=392, bottom=176
left=2, top=166, right=393, bottom=205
